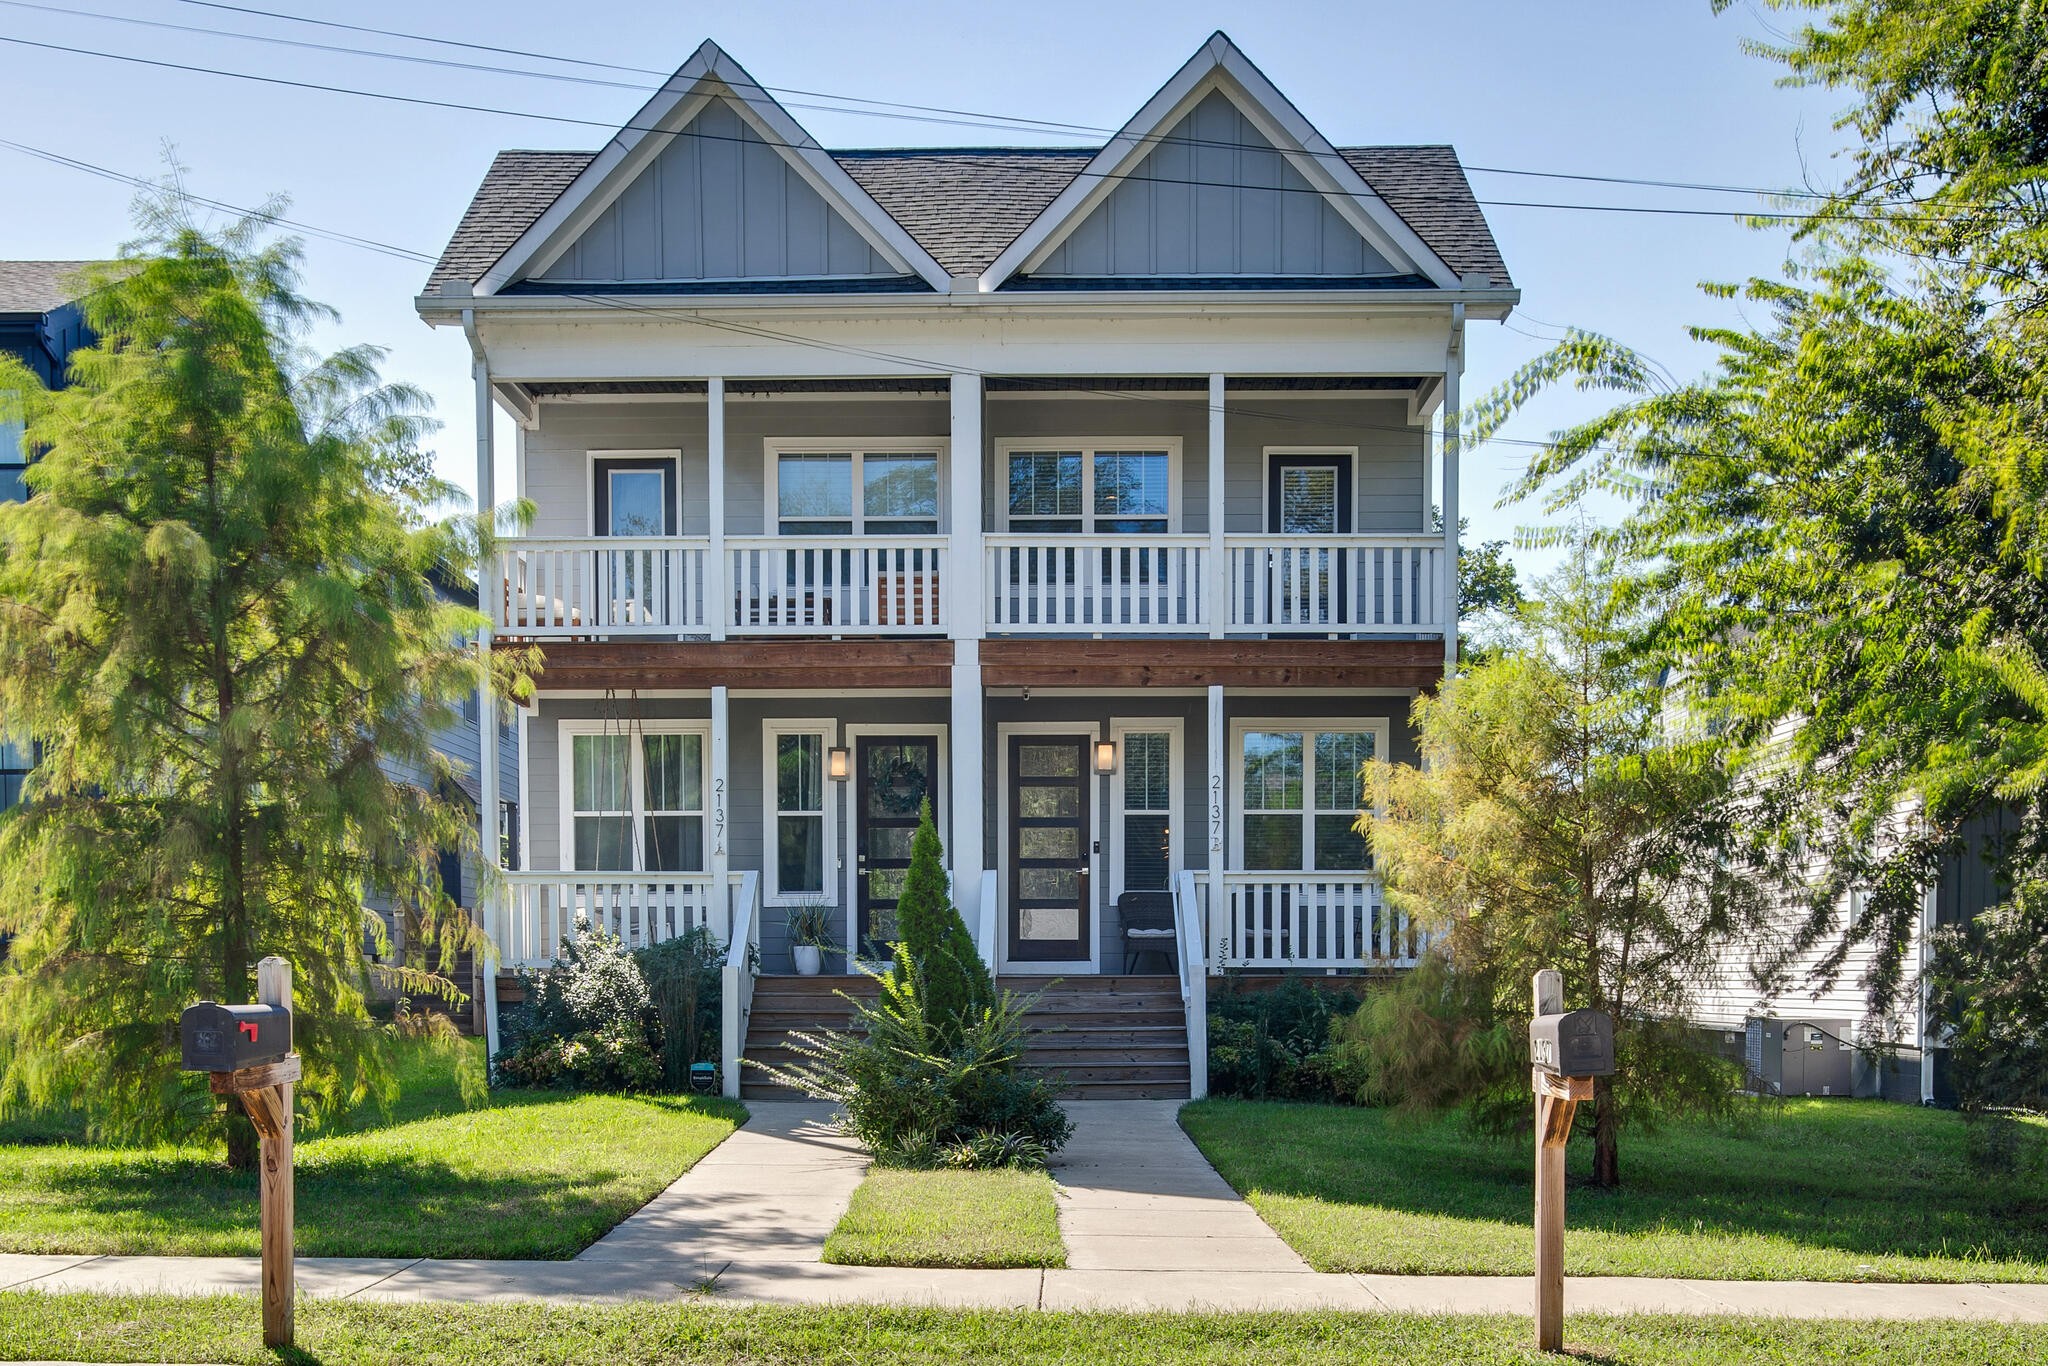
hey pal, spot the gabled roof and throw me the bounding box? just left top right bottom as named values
left=419, top=37, right=1512, bottom=302
left=471, top=40, right=951, bottom=295
left=0, top=261, right=100, bottom=315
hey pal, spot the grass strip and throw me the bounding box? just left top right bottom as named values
left=822, top=1168, right=1066, bottom=1268
left=2, top=1294, right=2045, bottom=1365
left=1180, top=1097, right=2048, bottom=1282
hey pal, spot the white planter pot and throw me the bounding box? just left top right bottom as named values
left=792, top=944, right=823, bottom=976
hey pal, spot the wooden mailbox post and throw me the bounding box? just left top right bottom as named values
left=182, top=956, right=298, bottom=1349
left=1528, top=968, right=1614, bottom=1354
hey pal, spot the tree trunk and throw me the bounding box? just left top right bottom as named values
left=1592, top=1074, right=1620, bottom=1188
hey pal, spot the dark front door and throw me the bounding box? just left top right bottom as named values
left=855, top=735, right=939, bottom=958
left=1007, top=735, right=1092, bottom=963
left=1266, top=453, right=1354, bottom=628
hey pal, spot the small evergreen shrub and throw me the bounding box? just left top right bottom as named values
left=888, top=800, right=994, bottom=1041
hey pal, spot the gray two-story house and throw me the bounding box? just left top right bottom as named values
left=419, top=34, right=1517, bottom=1095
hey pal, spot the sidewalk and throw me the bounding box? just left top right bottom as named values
left=2, top=1101, right=2044, bottom=1321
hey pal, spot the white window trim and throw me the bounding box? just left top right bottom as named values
left=585, top=448, right=681, bottom=537
left=762, top=716, right=841, bottom=906
left=763, top=437, right=950, bottom=537
left=840, top=722, right=949, bottom=970
left=1260, top=446, right=1357, bottom=534
left=556, top=718, right=711, bottom=873
left=995, top=720, right=1103, bottom=975
left=1228, top=716, right=1390, bottom=875
left=1108, top=717, right=1184, bottom=902
left=995, top=437, right=1185, bottom=533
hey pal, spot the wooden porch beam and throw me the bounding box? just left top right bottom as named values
left=979, top=638, right=1444, bottom=689
left=525, top=639, right=955, bottom=690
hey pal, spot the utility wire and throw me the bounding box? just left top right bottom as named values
left=0, top=30, right=1966, bottom=232
left=6, top=7, right=1916, bottom=223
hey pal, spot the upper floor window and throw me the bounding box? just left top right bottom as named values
left=1000, top=442, right=1177, bottom=534
left=0, top=735, right=30, bottom=811
left=771, top=443, right=941, bottom=536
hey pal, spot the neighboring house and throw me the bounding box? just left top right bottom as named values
left=0, top=262, right=98, bottom=813
left=417, top=33, right=1517, bottom=1095
left=1692, top=808, right=2014, bottom=1107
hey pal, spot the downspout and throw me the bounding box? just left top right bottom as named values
left=463, top=306, right=503, bottom=1067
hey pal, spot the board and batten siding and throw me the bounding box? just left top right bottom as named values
left=1033, top=91, right=1396, bottom=279
left=536, top=99, right=895, bottom=283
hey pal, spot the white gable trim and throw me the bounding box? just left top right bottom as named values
left=978, top=33, right=1459, bottom=293
left=477, top=41, right=950, bottom=295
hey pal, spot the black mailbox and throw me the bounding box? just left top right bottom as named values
left=181, top=1001, right=292, bottom=1072
left=1530, top=1008, right=1615, bottom=1078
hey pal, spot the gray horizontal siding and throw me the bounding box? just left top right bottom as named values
left=537, top=99, right=892, bottom=283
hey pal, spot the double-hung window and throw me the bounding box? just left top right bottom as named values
left=2, top=395, right=25, bottom=505
left=0, top=735, right=30, bottom=811
left=772, top=444, right=941, bottom=535
left=565, top=725, right=706, bottom=872
left=765, top=720, right=835, bottom=902
left=1235, top=721, right=1384, bottom=873
left=1001, top=442, right=1177, bottom=534
left=1113, top=724, right=1179, bottom=895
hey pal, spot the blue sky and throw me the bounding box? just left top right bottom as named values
left=0, top=1, right=1848, bottom=576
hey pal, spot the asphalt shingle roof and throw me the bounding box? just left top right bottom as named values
left=421, top=143, right=1512, bottom=298
left=0, top=261, right=101, bottom=315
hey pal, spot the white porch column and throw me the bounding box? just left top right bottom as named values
left=1442, top=317, right=1463, bottom=676
left=948, top=373, right=984, bottom=639
left=950, top=639, right=985, bottom=957
left=1206, top=682, right=1225, bottom=973
left=707, top=377, right=727, bottom=642
left=710, top=684, right=731, bottom=939
left=948, top=373, right=987, bottom=958
left=1207, top=374, right=1227, bottom=639
left=467, top=325, right=502, bottom=1060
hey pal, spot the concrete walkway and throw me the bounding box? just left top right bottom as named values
left=2, top=1101, right=2046, bottom=1320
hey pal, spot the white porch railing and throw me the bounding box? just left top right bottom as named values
left=985, top=534, right=1208, bottom=632
left=722, top=869, right=762, bottom=1100
left=1217, top=872, right=1421, bottom=969
left=1173, top=869, right=1209, bottom=1100
left=1226, top=535, right=1445, bottom=634
left=492, top=538, right=710, bottom=637
left=728, top=536, right=948, bottom=634
left=492, top=871, right=727, bottom=968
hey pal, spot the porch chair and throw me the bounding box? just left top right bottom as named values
left=1118, top=890, right=1178, bottom=973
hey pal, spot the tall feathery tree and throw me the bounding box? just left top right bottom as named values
left=0, top=190, right=524, bottom=1166
left=1360, top=548, right=1773, bottom=1188
left=1456, top=2, right=2048, bottom=1050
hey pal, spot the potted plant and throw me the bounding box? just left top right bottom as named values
left=785, top=901, right=838, bottom=976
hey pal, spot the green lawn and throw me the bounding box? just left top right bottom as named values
left=2, top=1295, right=2044, bottom=1365
left=1180, top=1097, right=2048, bottom=1282
left=0, top=1038, right=747, bottom=1259
left=822, top=1169, right=1066, bottom=1268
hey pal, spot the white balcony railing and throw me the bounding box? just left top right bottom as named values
left=493, top=538, right=710, bottom=637
left=985, top=534, right=1208, bottom=632
left=491, top=871, right=728, bottom=969
left=1217, top=872, right=1421, bottom=970
left=1226, top=535, right=1446, bottom=634
left=727, top=536, right=948, bottom=635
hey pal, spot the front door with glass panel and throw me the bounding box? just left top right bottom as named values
left=855, top=736, right=939, bottom=958
left=1007, top=735, right=1092, bottom=963
left=592, top=457, right=677, bottom=628
left=1266, top=453, right=1353, bottom=627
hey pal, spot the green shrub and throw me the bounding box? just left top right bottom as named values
left=496, top=923, right=675, bottom=1094
left=887, top=801, right=994, bottom=1043
left=634, top=928, right=723, bottom=1090
left=1207, top=980, right=1369, bottom=1102
left=497, top=1019, right=661, bottom=1092
left=764, top=966, right=1071, bottom=1164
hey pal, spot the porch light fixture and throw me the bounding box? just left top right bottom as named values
left=1094, top=740, right=1118, bottom=777
left=828, top=746, right=851, bottom=782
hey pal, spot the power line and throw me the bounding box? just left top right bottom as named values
left=0, top=30, right=1966, bottom=232
left=15, top=3, right=1899, bottom=218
